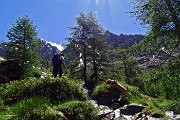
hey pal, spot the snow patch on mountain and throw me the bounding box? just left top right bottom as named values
left=47, top=41, right=64, bottom=51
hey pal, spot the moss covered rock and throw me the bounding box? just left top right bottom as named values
left=92, top=83, right=125, bottom=106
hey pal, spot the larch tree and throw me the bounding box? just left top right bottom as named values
left=86, top=13, right=109, bottom=84
left=66, top=12, right=109, bottom=88
left=5, top=16, right=39, bottom=79
left=114, top=44, right=140, bottom=84
left=131, top=0, right=180, bottom=54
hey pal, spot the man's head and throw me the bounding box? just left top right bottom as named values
left=54, top=54, right=59, bottom=58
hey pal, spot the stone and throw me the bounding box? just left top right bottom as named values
left=98, top=105, right=113, bottom=116
left=173, top=115, right=180, bottom=120
left=98, top=105, right=114, bottom=119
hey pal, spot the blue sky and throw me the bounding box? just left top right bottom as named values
left=0, top=0, right=147, bottom=50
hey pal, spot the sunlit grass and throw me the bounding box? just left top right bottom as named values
left=0, top=97, right=50, bottom=120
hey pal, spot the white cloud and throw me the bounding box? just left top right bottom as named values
left=47, top=41, right=64, bottom=51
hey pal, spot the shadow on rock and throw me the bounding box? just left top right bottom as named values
left=120, top=104, right=146, bottom=115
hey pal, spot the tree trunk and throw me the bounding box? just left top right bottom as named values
left=93, top=38, right=98, bottom=84
left=83, top=40, right=87, bottom=86
left=123, top=57, right=130, bottom=84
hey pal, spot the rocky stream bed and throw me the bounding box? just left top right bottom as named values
left=81, top=82, right=180, bottom=120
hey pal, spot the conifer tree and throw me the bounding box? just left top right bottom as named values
left=5, top=16, right=39, bottom=79
left=131, top=0, right=180, bottom=53
left=66, top=12, right=109, bottom=87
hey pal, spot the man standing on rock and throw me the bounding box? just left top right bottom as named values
left=59, top=53, right=66, bottom=76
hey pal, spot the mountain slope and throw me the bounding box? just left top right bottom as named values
left=106, top=31, right=144, bottom=48
left=38, top=39, right=61, bottom=61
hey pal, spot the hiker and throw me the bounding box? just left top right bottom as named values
left=52, top=53, right=65, bottom=78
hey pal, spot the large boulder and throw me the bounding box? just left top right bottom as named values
left=92, top=81, right=129, bottom=108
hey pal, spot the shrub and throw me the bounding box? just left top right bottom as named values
left=0, top=76, right=87, bottom=105
left=142, top=106, right=165, bottom=118
left=33, top=76, right=87, bottom=103
left=136, top=58, right=180, bottom=100
left=168, top=101, right=180, bottom=114
left=32, top=67, right=42, bottom=77
left=0, top=97, right=7, bottom=113
left=57, top=101, right=98, bottom=120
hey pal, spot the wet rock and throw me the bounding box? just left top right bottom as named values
left=40, top=71, right=46, bottom=78
left=58, top=111, right=68, bottom=120
left=164, top=111, right=180, bottom=120
left=165, top=111, right=174, bottom=119
left=98, top=105, right=114, bottom=119
left=114, top=109, right=121, bottom=118
left=172, top=115, right=180, bottom=120
left=98, top=105, right=113, bottom=115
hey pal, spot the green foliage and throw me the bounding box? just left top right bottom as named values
left=131, top=0, right=179, bottom=58
left=136, top=58, right=180, bottom=100
left=0, top=97, right=6, bottom=112
left=131, top=0, right=179, bottom=39
left=112, top=81, right=177, bottom=115
left=0, top=76, right=87, bottom=105
left=62, top=68, right=71, bottom=77
left=4, top=16, right=40, bottom=79
left=129, top=0, right=180, bottom=105
left=142, top=106, right=165, bottom=118
left=104, top=46, right=140, bottom=84
left=32, top=67, right=42, bottom=77
left=0, top=97, right=64, bottom=120
left=103, top=61, right=124, bottom=81
left=168, top=102, right=180, bottom=114
left=118, top=82, right=148, bottom=105
left=57, top=101, right=98, bottom=120
left=40, top=58, right=51, bottom=70
left=0, top=99, right=98, bottom=120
